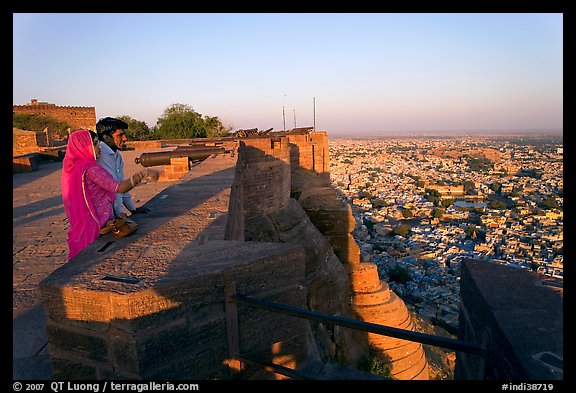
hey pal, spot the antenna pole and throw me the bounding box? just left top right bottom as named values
left=282, top=106, right=286, bottom=132
left=313, top=97, right=316, bottom=132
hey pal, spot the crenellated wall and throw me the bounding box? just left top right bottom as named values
left=13, top=99, right=96, bottom=130
left=286, top=133, right=330, bottom=177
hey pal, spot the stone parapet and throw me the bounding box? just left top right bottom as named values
left=456, top=258, right=563, bottom=380
left=40, top=239, right=308, bottom=380
left=287, top=132, right=330, bottom=178
left=13, top=153, right=40, bottom=173
left=13, top=128, right=41, bottom=156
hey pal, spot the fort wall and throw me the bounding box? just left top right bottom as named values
left=13, top=99, right=96, bottom=130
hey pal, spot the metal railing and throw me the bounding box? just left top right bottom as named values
left=223, top=283, right=486, bottom=379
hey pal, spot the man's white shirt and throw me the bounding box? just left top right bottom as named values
left=98, top=141, right=136, bottom=216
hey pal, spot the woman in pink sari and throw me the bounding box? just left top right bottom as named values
left=61, top=129, right=154, bottom=260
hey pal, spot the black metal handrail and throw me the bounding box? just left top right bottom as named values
left=231, top=293, right=484, bottom=356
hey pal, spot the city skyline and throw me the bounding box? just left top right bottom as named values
left=13, top=13, right=563, bottom=136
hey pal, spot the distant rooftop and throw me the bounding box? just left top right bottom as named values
left=25, top=99, right=54, bottom=106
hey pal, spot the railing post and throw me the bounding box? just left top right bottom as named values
left=224, top=282, right=242, bottom=378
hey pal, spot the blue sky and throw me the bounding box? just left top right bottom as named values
left=13, top=13, right=563, bottom=136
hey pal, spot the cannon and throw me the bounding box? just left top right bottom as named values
left=134, top=147, right=226, bottom=167
left=172, top=145, right=227, bottom=153
left=182, top=141, right=225, bottom=147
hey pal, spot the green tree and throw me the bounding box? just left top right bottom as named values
left=466, top=225, right=486, bottom=241
left=440, top=198, right=454, bottom=208
left=467, top=157, right=494, bottom=173
left=388, top=266, right=412, bottom=284
left=541, top=195, right=560, bottom=210
left=358, top=190, right=373, bottom=199
left=432, top=208, right=445, bottom=219
left=424, top=188, right=442, bottom=206
left=204, top=115, right=232, bottom=138
left=116, top=115, right=152, bottom=141
left=390, top=224, right=411, bottom=238
left=155, top=103, right=230, bottom=139
left=425, top=189, right=441, bottom=198
left=464, top=180, right=476, bottom=194
left=401, top=208, right=414, bottom=219
left=466, top=225, right=478, bottom=239
left=357, top=351, right=393, bottom=379
left=363, top=218, right=374, bottom=232
left=489, top=200, right=507, bottom=210
left=156, top=103, right=206, bottom=139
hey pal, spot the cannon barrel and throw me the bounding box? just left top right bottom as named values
left=173, top=146, right=226, bottom=153
left=134, top=147, right=225, bottom=167
left=180, top=141, right=225, bottom=147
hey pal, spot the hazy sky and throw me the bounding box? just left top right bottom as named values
left=13, top=13, right=563, bottom=136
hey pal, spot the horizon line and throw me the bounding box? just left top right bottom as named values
left=326, top=129, right=563, bottom=138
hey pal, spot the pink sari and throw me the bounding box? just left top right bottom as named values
left=61, top=130, right=119, bottom=260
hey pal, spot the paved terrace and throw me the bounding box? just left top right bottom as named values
left=13, top=148, right=237, bottom=379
